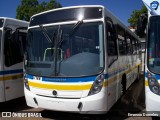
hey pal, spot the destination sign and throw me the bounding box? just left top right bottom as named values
left=30, top=7, right=103, bottom=27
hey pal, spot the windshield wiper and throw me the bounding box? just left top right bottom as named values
left=54, top=20, right=83, bottom=47
left=39, top=24, right=62, bottom=76
left=54, top=25, right=63, bottom=76
left=39, top=25, right=52, bottom=43
left=55, top=20, right=83, bottom=46
left=55, top=21, right=83, bottom=76
left=39, top=24, right=56, bottom=56
left=69, top=20, right=83, bottom=37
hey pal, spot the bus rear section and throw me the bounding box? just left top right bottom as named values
left=0, top=17, right=28, bottom=102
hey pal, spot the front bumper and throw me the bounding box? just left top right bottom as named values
left=24, top=88, right=107, bottom=114
left=145, top=87, right=160, bottom=111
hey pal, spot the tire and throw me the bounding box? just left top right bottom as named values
left=121, top=75, right=126, bottom=95
left=136, top=66, right=140, bottom=82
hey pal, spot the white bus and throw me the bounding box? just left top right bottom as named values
left=0, top=17, right=28, bottom=102
left=142, top=0, right=160, bottom=112
left=24, top=5, right=141, bottom=114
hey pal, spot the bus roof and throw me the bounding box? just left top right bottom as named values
left=29, top=5, right=140, bottom=41
left=31, top=5, right=105, bottom=18
left=0, top=17, right=29, bottom=28
left=0, top=17, right=29, bottom=24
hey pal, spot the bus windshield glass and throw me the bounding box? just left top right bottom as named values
left=148, top=16, right=160, bottom=74
left=25, top=22, right=104, bottom=77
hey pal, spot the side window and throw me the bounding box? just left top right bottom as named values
left=132, top=38, right=137, bottom=54
left=4, top=29, right=25, bottom=67
left=135, top=39, right=138, bottom=54
left=106, top=18, right=118, bottom=67
left=139, top=41, right=142, bottom=51
left=126, top=33, right=133, bottom=55
left=106, top=20, right=117, bottom=56
left=117, top=25, right=126, bottom=55
left=136, top=39, right=140, bottom=54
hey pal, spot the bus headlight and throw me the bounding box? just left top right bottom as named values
left=88, top=74, right=104, bottom=96
left=148, top=77, right=157, bottom=86
left=151, top=86, right=159, bottom=95
left=148, top=77, right=160, bottom=95
left=24, top=78, right=30, bottom=91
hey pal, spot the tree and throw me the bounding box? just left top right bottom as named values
left=16, top=0, right=62, bottom=21
left=128, top=5, right=147, bottom=27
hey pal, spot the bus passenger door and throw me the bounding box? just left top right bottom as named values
left=3, top=27, right=27, bottom=101
left=105, top=18, right=118, bottom=110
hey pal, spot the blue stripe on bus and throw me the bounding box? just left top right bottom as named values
left=27, top=74, right=97, bottom=82
left=108, top=67, right=127, bottom=78
left=144, top=72, right=147, bottom=77
left=26, top=74, right=34, bottom=79
left=42, top=76, right=97, bottom=82
left=26, top=66, right=127, bottom=83
left=0, top=69, right=23, bottom=75
left=26, top=73, right=111, bottom=83
left=154, top=75, right=160, bottom=80
left=25, top=65, right=132, bottom=83
left=26, top=71, right=119, bottom=83
left=145, top=72, right=160, bottom=80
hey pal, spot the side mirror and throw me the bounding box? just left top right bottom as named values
left=136, top=13, right=148, bottom=38
left=13, top=27, right=28, bottom=57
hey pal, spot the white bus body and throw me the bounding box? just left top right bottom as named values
left=0, top=17, right=28, bottom=102
left=24, top=5, right=141, bottom=114
left=142, top=0, right=160, bottom=112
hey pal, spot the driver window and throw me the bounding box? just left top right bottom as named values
left=106, top=20, right=117, bottom=56
left=106, top=18, right=118, bottom=67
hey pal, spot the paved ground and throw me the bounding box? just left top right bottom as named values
left=0, top=75, right=159, bottom=120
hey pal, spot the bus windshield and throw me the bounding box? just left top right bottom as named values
left=148, top=16, right=160, bottom=74
left=25, top=22, right=104, bottom=77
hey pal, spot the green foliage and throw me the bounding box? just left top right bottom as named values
left=128, top=5, right=147, bottom=27
left=16, top=0, right=62, bottom=21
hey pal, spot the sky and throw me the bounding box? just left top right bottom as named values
left=0, top=0, right=143, bottom=26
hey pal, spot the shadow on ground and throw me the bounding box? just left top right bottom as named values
left=0, top=97, right=31, bottom=113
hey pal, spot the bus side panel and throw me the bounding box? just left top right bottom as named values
left=3, top=63, right=24, bottom=101
left=4, top=78, right=24, bottom=101
left=0, top=81, right=5, bottom=102
left=107, top=60, right=120, bottom=110
left=126, top=55, right=137, bottom=88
